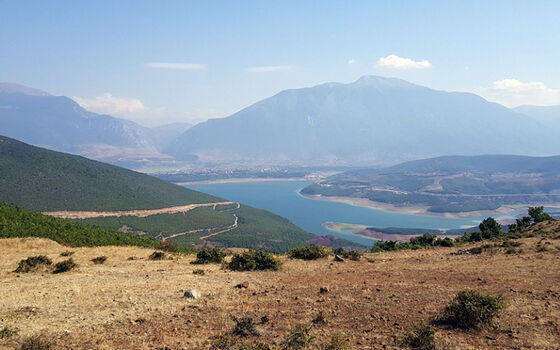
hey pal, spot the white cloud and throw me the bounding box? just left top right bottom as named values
left=146, top=62, right=206, bottom=70
left=73, top=93, right=147, bottom=116
left=348, top=59, right=357, bottom=65
left=474, top=79, right=560, bottom=107
left=375, top=54, right=431, bottom=70
left=246, top=65, right=293, bottom=73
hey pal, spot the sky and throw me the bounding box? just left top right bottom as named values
left=1, top=0, right=560, bottom=126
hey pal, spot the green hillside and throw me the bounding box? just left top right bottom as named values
left=0, top=203, right=161, bottom=248
left=0, top=135, right=316, bottom=252
left=0, top=135, right=218, bottom=211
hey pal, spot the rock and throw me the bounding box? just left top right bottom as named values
left=236, top=281, right=249, bottom=289
left=334, top=255, right=345, bottom=262
left=319, top=286, right=329, bottom=294
left=261, top=316, right=270, bottom=324
left=184, top=289, right=200, bottom=299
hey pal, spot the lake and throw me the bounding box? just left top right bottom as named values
left=185, top=181, right=517, bottom=246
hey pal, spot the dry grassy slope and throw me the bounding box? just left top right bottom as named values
left=1, top=223, right=560, bottom=349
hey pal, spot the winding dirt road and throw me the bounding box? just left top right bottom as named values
left=42, top=201, right=236, bottom=219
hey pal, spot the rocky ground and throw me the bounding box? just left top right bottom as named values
left=1, top=223, right=560, bottom=349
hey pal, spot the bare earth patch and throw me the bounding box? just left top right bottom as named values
left=1, top=235, right=559, bottom=349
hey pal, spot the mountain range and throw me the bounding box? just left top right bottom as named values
left=2, top=77, right=560, bottom=168
left=166, top=76, right=560, bottom=165
left=0, top=83, right=191, bottom=167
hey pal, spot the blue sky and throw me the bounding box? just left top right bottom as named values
left=1, top=0, right=560, bottom=126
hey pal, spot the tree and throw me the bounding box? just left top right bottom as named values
left=478, top=217, right=502, bottom=239
left=528, top=206, right=552, bottom=223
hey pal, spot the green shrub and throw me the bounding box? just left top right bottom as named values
left=227, top=251, right=282, bottom=271
left=0, top=326, right=18, bottom=339
left=528, top=206, right=553, bottom=223
left=401, top=323, right=435, bottom=349
left=148, top=251, right=165, bottom=260
left=322, top=334, right=349, bottom=350
left=288, top=245, right=332, bottom=260
left=232, top=317, right=260, bottom=337
left=91, top=256, right=107, bottom=264
left=282, top=324, right=315, bottom=349
left=437, top=290, right=505, bottom=329
left=53, top=259, right=77, bottom=274
left=211, top=335, right=238, bottom=349
left=193, top=248, right=226, bottom=264
left=14, top=256, right=52, bottom=273
left=339, top=250, right=362, bottom=261
left=20, top=336, right=51, bottom=350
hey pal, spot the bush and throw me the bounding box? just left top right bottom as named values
left=401, top=323, right=435, bottom=349
left=322, top=334, right=349, bottom=350
left=232, top=316, right=260, bottom=337
left=192, top=248, right=226, bottom=264
left=148, top=251, right=165, bottom=260
left=339, top=250, right=362, bottom=261
left=193, top=269, right=205, bottom=275
left=20, top=336, right=51, bottom=350
left=227, top=251, right=282, bottom=271
left=282, top=324, right=315, bottom=349
left=53, top=259, right=77, bottom=274
left=14, top=256, right=52, bottom=273
left=437, top=290, right=505, bottom=329
left=311, top=310, right=327, bottom=325
left=91, top=256, right=107, bottom=264
left=0, top=326, right=18, bottom=339
left=60, top=251, right=74, bottom=257
left=288, top=245, right=332, bottom=260
left=528, top=206, right=552, bottom=223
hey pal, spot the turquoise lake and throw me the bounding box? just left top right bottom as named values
left=185, top=181, right=518, bottom=246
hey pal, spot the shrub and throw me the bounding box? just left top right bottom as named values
left=20, top=336, right=51, bottom=350
left=288, top=245, right=332, bottom=260
left=232, top=317, right=260, bottom=337
left=148, top=251, right=165, bottom=260
left=14, top=256, right=52, bottom=273
left=401, top=323, right=435, bottom=350
left=158, top=239, right=179, bottom=252
left=60, top=251, right=74, bottom=257
left=311, top=310, right=328, bottom=325
left=528, top=206, right=553, bottom=223
left=91, top=256, right=107, bottom=264
left=322, top=334, right=349, bottom=350
left=437, top=290, right=505, bottom=329
left=227, top=251, right=282, bottom=271
left=0, top=326, right=18, bottom=339
left=53, top=259, right=77, bottom=274
left=478, top=217, right=503, bottom=240
left=211, top=335, right=238, bottom=349
left=282, top=324, right=315, bottom=350
left=339, top=250, right=362, bottom=261
left=193, top=269, right=205, bottom=275
left=192, top=248, right=226, bottom=264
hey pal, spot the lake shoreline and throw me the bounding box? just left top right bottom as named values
left=300, top=192, right=523, bottom=219
left=175, top=177, right=312, bottom=185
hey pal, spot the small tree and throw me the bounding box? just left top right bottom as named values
left=528, top=206, right=552, bottom=223
left=478, top=217, right=502, bottom=239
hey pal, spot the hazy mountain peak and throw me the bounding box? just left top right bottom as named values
left=351, top=75, right=419, bottom=89
left=0, top=82, right=50, bottom=96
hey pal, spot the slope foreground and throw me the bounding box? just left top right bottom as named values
left=1, top=223, right=559, bottom=349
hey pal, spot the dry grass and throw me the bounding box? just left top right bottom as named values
left=1, top=231, right=559, bottom=349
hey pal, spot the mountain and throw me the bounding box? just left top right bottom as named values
left=0, top=135, right=316, bottom=251
left=0, top=83, right=192, bottom=167
left=515, top=105, right=560, bottom=131
left=301, top=154, right=560, bottom=214
left=166, top=76, right=555, bottom=165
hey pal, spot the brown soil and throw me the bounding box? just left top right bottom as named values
left=1, top=223, right=560, bottom=349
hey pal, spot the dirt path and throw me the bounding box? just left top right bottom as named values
left=161, top=214, right=239, bottom=241
left=42, top=201, right=236, bottom=219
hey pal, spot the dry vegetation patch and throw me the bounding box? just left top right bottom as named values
left=1, top=233, right=559, bottom=349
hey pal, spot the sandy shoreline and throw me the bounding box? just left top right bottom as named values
left=300, top=193, right=529, bottom=219
left=175, top=177, right=312, bottom=186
